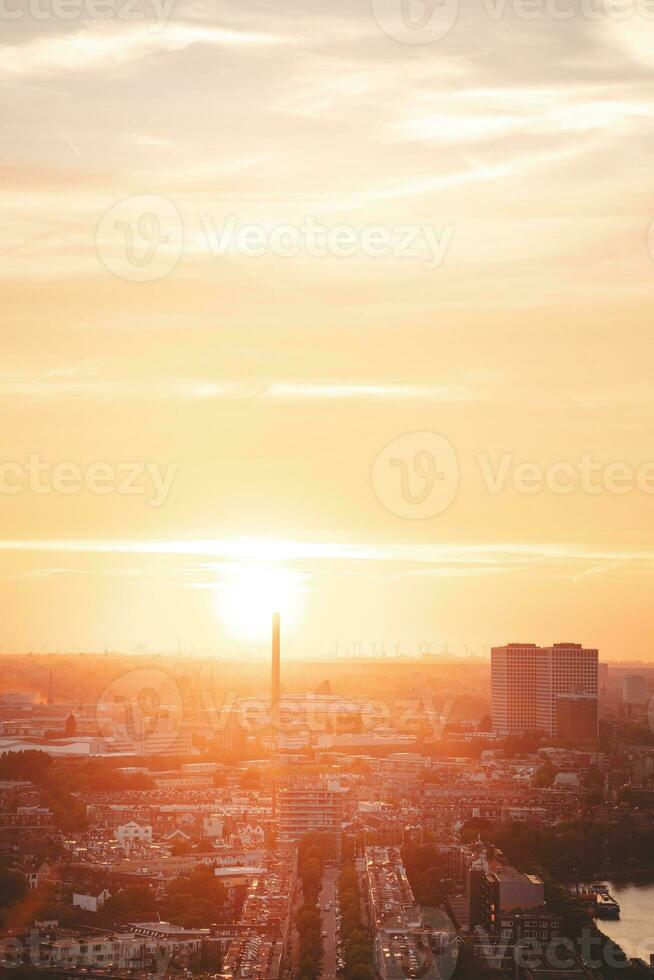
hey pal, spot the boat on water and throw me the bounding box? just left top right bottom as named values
left=570, top=882, right=620, bottom=919
left=591, top=883, right=621, bottom=919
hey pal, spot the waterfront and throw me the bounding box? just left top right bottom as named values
left=598, top=879, right=654, bottom=962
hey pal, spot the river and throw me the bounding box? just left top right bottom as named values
left=596, top=878, right=654, bottom=963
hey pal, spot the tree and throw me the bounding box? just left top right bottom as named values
left=0, top=750, right=52, bottom=783
left=104, top=885, right=157, bottom=918
left=349, top=966, right=375, bottom=980
left=0, top=869, right=27, bottom=909
left=533, top=762, right=556, bottom=788
left=163, top=866, right=227, bottom=926
left=64, top=714, right=77, bottom=737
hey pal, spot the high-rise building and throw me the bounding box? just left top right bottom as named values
left=622, top=673, right=648, bottom=707
left=278, top=778, right=347, bottom=844
left=556, top=694, right=598, bottom=742
left=491, top=642, right=598, bottom=738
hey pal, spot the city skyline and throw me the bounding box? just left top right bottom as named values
left=3, top=2, right=654, bottom=978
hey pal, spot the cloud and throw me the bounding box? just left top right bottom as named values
left=394, top=88, right=653, bottom=144
left=0, top=374, right=474, bottom=403
left=0, top=21, right=286, bottom=79
left=0, top=536, right=653, bottom=576
left=264, top=383, right=473, bottom=401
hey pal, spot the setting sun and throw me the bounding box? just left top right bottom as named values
left=213, top=564, right=304, bottom=641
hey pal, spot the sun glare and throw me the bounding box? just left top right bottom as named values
left=213, top=564, right=303, bottom=640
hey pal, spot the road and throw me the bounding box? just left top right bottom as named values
left=320, top=865, right=340, bottom=980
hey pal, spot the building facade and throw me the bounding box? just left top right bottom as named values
left=491, top=643, right=598, bottom=738
left=622, top=674, right=648, bottom=707
left=278, top=779, right=346, bottom=843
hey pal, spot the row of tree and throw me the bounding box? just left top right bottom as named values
left=101, top=866, right=232, bottom=928
left=338, top=858, right=374, bottom=980
left=295, top=833, right=334, bottom=980
left=494, top=819, right=654, bottom=878
left=402, top=843, right=456, bottom=907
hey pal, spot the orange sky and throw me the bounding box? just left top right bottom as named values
left=1, top=0, right=654, bottom=658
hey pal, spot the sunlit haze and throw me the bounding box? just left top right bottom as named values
left=2, top=0, right=654, bottom=660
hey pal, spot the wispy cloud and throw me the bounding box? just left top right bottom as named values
left=0, top=22, right=286, bottom=79
left=264, top=383, right=472, bottom=401
left=0, top=374, right=473, bottom=403
left=0, top=537, right=652, bottom=576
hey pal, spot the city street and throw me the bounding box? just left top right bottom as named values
left=320, top=865, right=340, bottom=980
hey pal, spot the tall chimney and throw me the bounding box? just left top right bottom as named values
left=271, top=611, right=281, bottom=718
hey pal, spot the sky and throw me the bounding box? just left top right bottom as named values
left=1, top=0, right=654, bottom=659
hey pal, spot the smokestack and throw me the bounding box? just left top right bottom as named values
left=271, top=611, right=281, bottom=716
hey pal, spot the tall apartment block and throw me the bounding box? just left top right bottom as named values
left=277, top=778, right=348, bottom=845
left=622, top=673, right=649, bottom=707
left=491, top=642, right=598, bottom=739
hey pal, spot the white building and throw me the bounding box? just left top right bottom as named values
left=554, top=772, right=580, bottom=789
left=31, top=927, right=204, bottom=971
left=115, top=821, right=153, bottom=846
left=72, top=888, right=111, bottom=912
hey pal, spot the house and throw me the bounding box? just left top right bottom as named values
left=237, top=824, right=265, bottom=847
left=115, top=821, right=153, bottom=847
left=20, top=858, right=57, bottom=890
left=164, top=828, right=193, bottom=847
left=202, top=814, right=224, bottom=839
left=72, top=888, right=111, bottom=913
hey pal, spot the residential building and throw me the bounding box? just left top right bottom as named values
left=72, top=888, right=111, bottom=913
left=623, top=674, right=648, bottom=707
left=278, top=778, right=347, bottom=844
left=491, top=643, right=598, bottom=738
